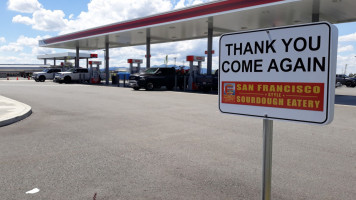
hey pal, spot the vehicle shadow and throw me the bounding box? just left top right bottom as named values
left=335, top=95, right=356, bottom=106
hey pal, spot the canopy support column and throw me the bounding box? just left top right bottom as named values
left=86, top=58, right=89, bottom=68
left=44, top=59, right=47, bottom=65
left=105, top=42, right=110, bottom=85
left=75, top=46, right=79, bottom=68
left=54, top=58, right=56, bottom=66
left=146, top=29, right=151, bottom=69
left=312, top=0, right=320, bottom=22
left=207, top=17, right=213, bottom=75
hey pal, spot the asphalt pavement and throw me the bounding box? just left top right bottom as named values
left=0, top=79, right=355, bottom=200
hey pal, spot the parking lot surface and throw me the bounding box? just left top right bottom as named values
left=0, top=80, right=355, bottom=199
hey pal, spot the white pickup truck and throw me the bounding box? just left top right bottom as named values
left=54, top=68, right=90, bottom=83
left=54, top=68, right=106, bottom=84
left=32, top=68, right=62, bottom=82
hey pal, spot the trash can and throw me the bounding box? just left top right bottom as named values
left=118, top=72, right=130, bottom=87
left=111, top=75, right=118, bottom=84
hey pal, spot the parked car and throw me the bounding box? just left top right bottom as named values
left=32, top=68, right=62, bottom=82
left=336, top=74, right=356, bottom=87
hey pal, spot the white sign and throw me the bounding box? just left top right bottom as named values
left=219, top=22, right=338, bottom=124
left=127, top=59, right=143, bottom=64
left=186, top=55, right=205, bottom=61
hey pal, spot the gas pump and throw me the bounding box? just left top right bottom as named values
left=127, top=59, right=143, bottom=74
left=89, top=61, right=102, bottom=83
left=186, top=55, right=205, bottom=90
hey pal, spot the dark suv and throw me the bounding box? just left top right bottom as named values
left=129, top=67, right=176, bottom=90
left=336, top=74, right=356, bottom=87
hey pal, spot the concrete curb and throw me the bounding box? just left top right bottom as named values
left=0, top=96, right=32, bottom=127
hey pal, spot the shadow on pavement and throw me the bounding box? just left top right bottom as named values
left=335, top=95, right=356, bottom=106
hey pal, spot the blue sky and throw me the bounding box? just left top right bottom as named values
left=1, top=0, right=356, bottom=74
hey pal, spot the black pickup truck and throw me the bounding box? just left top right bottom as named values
left=336, top=74, right=356, bottom=87
left=129, top=67, right=180, bottom=90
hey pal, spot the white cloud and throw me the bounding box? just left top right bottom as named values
left=31, top=46, right=56, bottom=55
left=0, top=35, right=51, bottom=53
left=0, top=44, right=23, bottom=52
left=174, top=0, right=213, bottom=10
left=61, top=0, right=172, bottom=34
left=12, top=9, right=68, bottom=31
left=17, top=35, right=42, bottom=46
left=7, top=0, right=42, bottom=13
left=336, top=54, right=356, bottom=74
left=338, top=45, right=354, bottom=53
left=0, top=37, right=6, bottom=43
left=32, top=9, right=67, bottom=31
left=60, top=0, right=212, bottom=34
left=0, top=34, right=59, bottom=64
left=174, top=0, right=186, bottom=9
left=12, top=15, right=34, bottom=25
left=339, top=32, right=356, bottom=42
left=0, top=52, right=47, bottom=64
left=11, top=0, right=179, bottom=33
left=192, top=0, right=205, bottom=5
left=9, top=0, right=213, bottom=34
left=0, top=55, right=23, bottom=63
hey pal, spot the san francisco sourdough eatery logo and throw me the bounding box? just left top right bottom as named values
left=222, top=82, right=324, bottom=111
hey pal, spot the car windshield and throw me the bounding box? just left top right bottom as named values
left=42, top=69, right=50, bottom=72
left=65, top=68, right=76, bottom=72
left=143, top=68, right=158, bottom=74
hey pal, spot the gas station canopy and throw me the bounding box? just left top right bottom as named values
left=37, top=52, right=97, bottom=60
left=39, top=0, right=356, bottom=50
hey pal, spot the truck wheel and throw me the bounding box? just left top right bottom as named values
left=39, top=76, right=45, bottom=82
left=145, top=82, right=154, bottom=90
left=133, top=87, right=140, bottom=90
left=64, top=76, right=71, bottom=84
left=345, top=81, right=353, bottom=87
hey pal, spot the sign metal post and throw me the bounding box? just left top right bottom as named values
left=262, top=118, right=273, bottom=200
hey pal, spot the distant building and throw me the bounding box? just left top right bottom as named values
left=0, top=64, right=49, bottom=77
